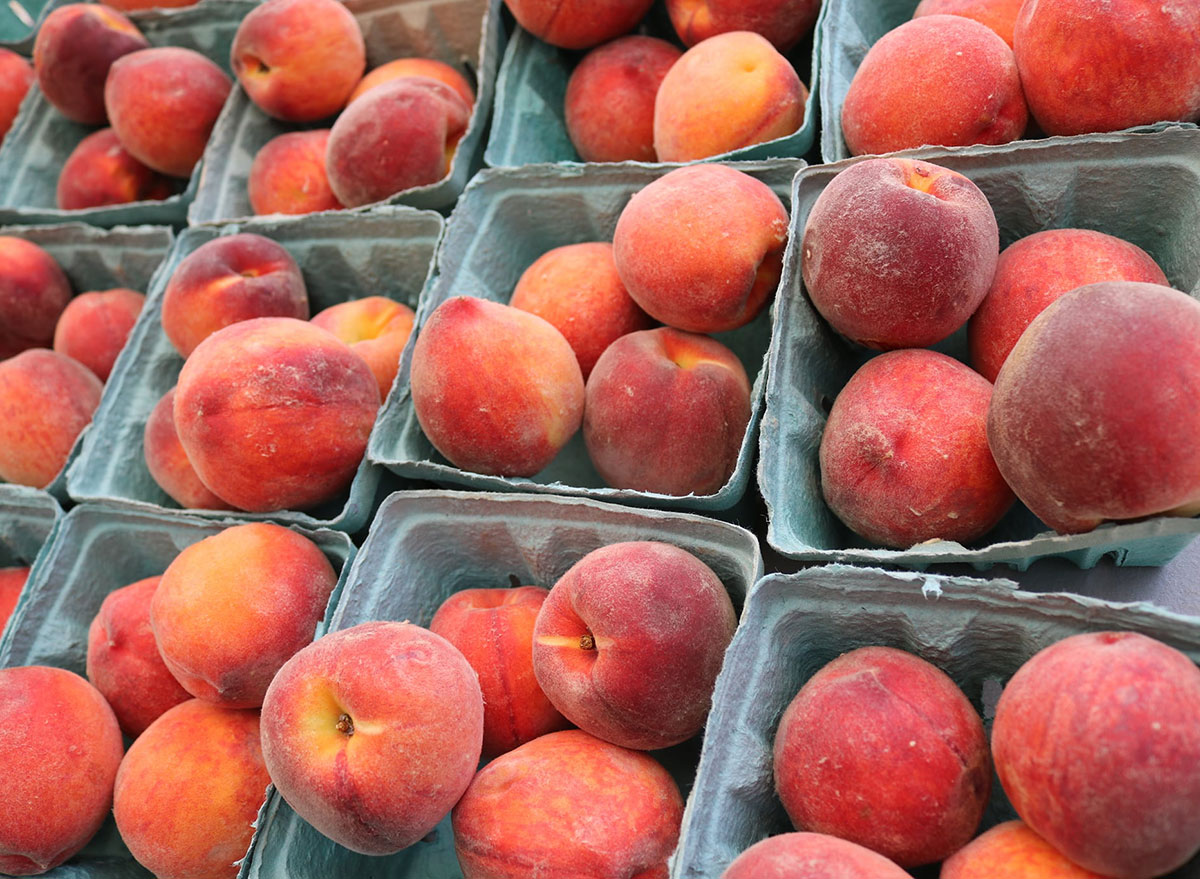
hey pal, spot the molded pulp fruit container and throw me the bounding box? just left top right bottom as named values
left=0, top=484, right=60, bottom=640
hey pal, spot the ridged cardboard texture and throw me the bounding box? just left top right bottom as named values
left=189, top=0, right=502, bottom=223
left=66, top=207, right=443, bottom=533
left=761, top=127, right=1200, bottom=570
left=673, top=566, right=1200, bottom=878
left=367, top=159, right=803, bottom=511
left=238, top=489, right=764, bottom=879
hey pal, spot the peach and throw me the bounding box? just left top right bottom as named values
left=56, top=128, right=175, bottom=210
left=309, top=295, right=415, bottom=400
left=33, top=3, right=148, bottom=125
left=174, top=317, right=380, bottom=512
left=503, top=0, right=656, bottom=49
left=969, top=229, right=1169, bottom=382
left=1014, top=0, right=1200, bottom=137
left=941, top=820, right=1107, bottom=879
left=348, top=57, right=475, bottom=107
left=101, top=0, right=198, bottom=9
left=667, top=0, right=821, bottom=51
left=86, top=575, right=192, bottom=737
left=820, top=349, right=1015, bottom=548
left=802, top=157, right=999, bottom=349
left=325, top=76, right=471, bottom=208
left=430, top=585, right=571, bottom=759
left=509, top=241, right=653, bottom=378
left=452, top=729, right=684, bottom=878
left=774, top=646, right=991, bottom=867
left=913, top=0, right=1025, bottom=47
left=410, top=296, right=585, bottom=477
left=113, top=699, right=271, bottom=879
left=247, top=129, right=343, bottom=216
left=533, top=541, right=736, bottom=750
left=987, top=282, right=1200, bottom=534
left=260, top=621, right=484, bottom=855
left=143, top=387, right=236, bottom=511
left=613, top=164, right=788, bottom=333
left=231, top=0, right=365, bottom=122
left=0, top=566, right=29, bottom=633
left=0, top=349, right=102, bottom=488
left=722, top=832, right=913, bottom=878
left=160, top=232, right=308, bottom=358
left=584, top=328, right=751, bottom=496
left=0, top=236, right=72, bottom=359
left=564, top=36, right=681, bottom=163
left=993, top=632, right=1200, bottom=878
left=654, top=30, right=806, bottom=162
left=52, top=287, right=145, bottom=381
left=105, top=47, right=232, bottom=178
left=842, top=15, right=1027, bottom=155
left=0, top=49, right=33, bottom=142
left=0, top=666, right=124, bottom=876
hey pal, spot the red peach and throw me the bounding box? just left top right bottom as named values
left=52, top=287, right=144, bottom=381
left=101, top=0, right=198, bottom=8
left=0, top=566, right=29, bottom=634
left=722, top=832, right=913, bottom=878
left=913, top=0, right=1025, bottom=47
left=348, top=57, right=475, bottom=108
left=143, top=387, right=236, bottom=511
left=309, top=296, right=415, bottom=400
left=56, top=128, right=175, bottom=210
left=503, top=0, right=656, bottom=50
left=0, top=236, right=72, bottom=359
left=941, top=820, right=1107, bottom=879
left=667, top=0, right=821, bottom=51
left=247, top=129, right=343, bottom=216
left=0, top=49, right=33, bottom=142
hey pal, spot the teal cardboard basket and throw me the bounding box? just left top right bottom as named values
left=0, top=484, right=60, bottom=641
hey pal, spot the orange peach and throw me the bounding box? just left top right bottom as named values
left=0, top=349, right=102, bottom=488
left=0, top=566, right=29, bottom=633
left=57, top=128, right=175, bottom=210
left=913, top=0, right=1025, bottom=47
left=722, top=832, right=913, bottom=878
left=150, top=522, right=338, bottom=708
left=667, top=0, right=821, bottom=51
left=0, top=236, right=72, bottom=359
left=160, top=232, right=308, bottom=358
left=654, top=30, right=806, bottom=162
left=105, top=47, right=232, bottom=178
left=410, top=296, right=585, bottom=477
left=173, top=317, right=380, bottom=512
left=143, top=387, right=236, bottom=511
left=613, top=163, right=788, bottom=333
left=941, top=820, right=1107, bottom=879
left=452, top=729, right=684, bottom=878
left=348, top=57, right=475, bottom=107
left=101, top=0, right=198, bottom=9
left=842, top=15, right=1027, bottom=155
left=86, top=575, right=192, bottom=737
left=503, top=0, right=656, bottom=49
left=584, top=328, right=751, bottom=496
left=509, top=241, right=653, bottom=378
left=52, top=287, right=145, bottom=381
left=231, top=0, right=365, bottom=122
left=564, top=36, right=681, bottom=163
left=0, top=666, right=124, bottom=876
left=309, top=296, right=415, bottom=400
left=260, top=621, right=484, bottom=855
left=0, top=49, right=33, bottom=142
left=113, top=699, right=271, bottom=879
left=247, top=129, right=343, bottom=216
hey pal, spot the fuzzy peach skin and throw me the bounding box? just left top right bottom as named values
left=802, top=157, right=999, bottom=349
left=143, top=387, right=236, bottom=511
left=584, top=328, right=751, bottom=496
left=348, top=57, right=475, bottom=107
left=820, top=349, right=1015, bottom=548
left=504, top=0, right=655, bottom=49
left=310, top=296, right=415, bottom=400
left=430, top=585, right=571, bottom=759
left=86, top=576, right=192, bottom=737
left=987, top=281, right=1200, bottom=534
left=913, top=0, right=1024, bottom=47
left=56, top=128, right=175, bottom=210
left=775, top=646, right=991, bottom=867
left=150, top=522, right=337, bottom=708
left=993, top=632, right=1200, bottom=879
left=613, top=164, right=788, bottom=333
left=33, top=4, right=148, bottom=125
left=231, top=0, right=365, bottom=123
left=160, top=232, right=308, bottom=358
left=52, top=287, right=144, bottom=382
left=969, top=229, right=1169, bottom=382
left=1014, top=0, right=1200, bottom=137
left=0, top=666, right=124, bottom=876
left=410, top=296, right=585, bottom=477
left=0, top=49, right=33, bottom=142
left=105, top=47, right=232, bottom=178
left=113, top=699, right=271, bottom=879
left=509, top=241, right=653, bottom=378
left=564, top=36, right=681, bottom=163
left=533, top=541, right=736, bottom=750
left=0, top=236, right=72, bottom=359
left=247, top=129, right=343, bottom=216
left=667, top=0, right=821, bottom=51
left=842, top=15, right=1027, bottom=155
left=101, top=0, right=197, bottom=9
left=0, top=349, right=102, bottom=488
left=0, top=566, right=29, bottom=633
left=654, top=31, right=806, bottom=162
left=452, top=729, right=684, bottom=878
left=722, top=832, right=913, bottom=879
left=326, top=76, right=471, bottom=208
left=260, top=621, right=484, bottom=855
left=941, top=820, right=1107, bottom=879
